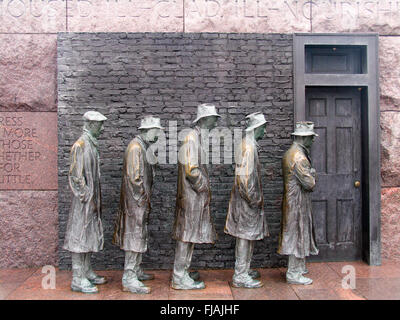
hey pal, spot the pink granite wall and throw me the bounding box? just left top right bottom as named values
left=1, top=0, right=400, bottom=267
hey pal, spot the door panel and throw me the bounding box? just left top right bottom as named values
left=312, top=200, right=328, bottom=245
left=306, top=87, right=362, bottom=261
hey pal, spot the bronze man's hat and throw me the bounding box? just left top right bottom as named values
left=245, top=112, right=267, bottom=132
left=83, top=111, right=107, bottom=121
left=138, top=115, right=164, bottom=130
left=291, top=121, right=318, bottom=136
left=193, top=103, right=221, bottom=123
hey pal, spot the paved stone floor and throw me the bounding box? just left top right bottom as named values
left=1, top=259, right=400, bottom=300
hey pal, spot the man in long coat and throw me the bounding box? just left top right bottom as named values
left=278, top=121, right=319, bottom=285
left=63, top=111, right=107, bottom=294
left=113, top=116, right=163, bottom=294
left=172, top=103, right=220, bottom=290
left=225, top=112, right=269, bottom=288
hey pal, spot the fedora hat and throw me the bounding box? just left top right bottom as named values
left=138, top=116, right=164, bottom=130
left=83, top=111, right=107, bottom=121
left=291, top=121, right=318, bottom=136
left=193, top=103, right=221, bottom=123
left=245, top=112, right=267, bottom=132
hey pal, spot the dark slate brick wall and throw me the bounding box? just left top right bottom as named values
left=57, top=32, right=294, bottom=270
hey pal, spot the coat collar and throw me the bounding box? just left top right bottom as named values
left=194, top=125, right=202, bottom=137
left=245, top=132, right=260, bottom=150
left=294, top=141, right=312, bottom=164
left=136, top=135, right=148, bottom=150
left=83, top=129, right=98, bottom=148
left=194, top=125, right=208, bottom=146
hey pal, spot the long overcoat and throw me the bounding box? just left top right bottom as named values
left=63, top=131, right=104, bottom=253
left=172, top=126, right=217, bottom=244
left=278, top=142, right=319, bottom=258
left=113, top=136, right=154, bottom=253
left=225, top=136, right=269, bottom=241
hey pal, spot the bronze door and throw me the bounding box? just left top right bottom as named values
left=306, top=87, right=362, bottom=261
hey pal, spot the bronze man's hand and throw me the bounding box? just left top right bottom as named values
left=138, top=192, right=150, bottom=207
left=80, top=186, right=91, bottom=203
left=249, top=195, right=262, bottom=209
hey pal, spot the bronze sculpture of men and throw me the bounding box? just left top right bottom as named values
left=225, top=112, right=269, bottom=288
left=278, top=121, right=319, bottom=285
left=113, top=116, right=163, bottom=294
left=171, top=103, right=221, bottom=290
left=63, top=111, right=107, bottom=293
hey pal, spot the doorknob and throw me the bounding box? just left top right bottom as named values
left=354, top=181, right=361, bottom=188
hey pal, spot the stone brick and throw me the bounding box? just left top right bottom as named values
left=381, top=111, right=400, bottom=187
left=0, top=191, right=58, bottom=268
left=381, top=188, right=400, bottom=261
left=66, top=0, right=184, bottom=32
left=57, top=32, right=292, bottom=270
left=379, top=36, right=400, bottom=111
left=0, top=34, right=57, bottom=112
left=184, top=0, right=311, bottom=33
left=0, top=0, right=66, bottom=33
left=312, top=0, right=400, bottom=34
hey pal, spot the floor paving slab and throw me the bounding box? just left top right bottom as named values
left=327, top=259, right=400, bottom=279
left=6, top=268, right=107, bottom=300
left=0, top=268, right=37, bottom=300
left=2, top=261, right=400, bottom=300
left=353, top=278, right=400, bottom=300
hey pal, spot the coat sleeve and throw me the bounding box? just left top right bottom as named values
left=184, top=134, right=208, bottom=193
left=68, top=141, right=90, bottom=202
left=236, top=144, right=261, bottom=206
left=127, top=145, right=148, bottom=203
left=294, top=157, right=316, bottom=191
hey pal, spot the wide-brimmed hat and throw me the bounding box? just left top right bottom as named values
left=291, top=121, right=318, bottom=136
left=245, top=112, right=267, bottom=132
left=83, top=111, right=107, bottom=121
left=138, top=116, right=164, bottom=130
left=193, top=103, right=221, bottom=123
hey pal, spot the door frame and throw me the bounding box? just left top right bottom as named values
left=293, top=33, right=381, bottom=265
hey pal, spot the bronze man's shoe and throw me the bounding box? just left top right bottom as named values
left=248, top=269, right=260, bottom=279
left=189, top=271, right=200, bottom=281
left=171, top=273, right=205, bottom=290
left=122, top=284, right=151, bottom=294
left=87, top=273, right=107, bottom=285
left=71, top=278, right=99, bottom=294
left=232, top=276, right=264, bottom=289
left=138, top=272, right=155, bottom=281
left=122, top=278, right=151, bottom=294
left=171, top=279, right=205, bottom=290
left=286, top=275, right=313, bottom=285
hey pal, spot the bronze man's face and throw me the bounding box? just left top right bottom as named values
left=90, top=121, right=104, bottom=138
left=303, top=135, right=315, bottom=148
left=201, top=116, right=219, bottom=130
left=254, top=124, right=266, bottom=141
left=146, top=128, right=161, bottom=143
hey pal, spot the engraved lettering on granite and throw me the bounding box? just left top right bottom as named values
left=310, top=0, right=400, bottom=21
left=0, top=112, right=57, bottom=190
left=183, top=0, right=399, bottom=22
left=66, top=0, right=182, bottom=19
left=0, top=0, right=60, bottom=19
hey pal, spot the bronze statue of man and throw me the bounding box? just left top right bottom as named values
left=278, top=121, right=319, bottom=285
left=113, top=116, right=163, bottom=294
left=171, top=103, right=221, bottom=290
left=225, top=112, right=269, bottom=288
left=63, top=111, right=107, bottom=293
